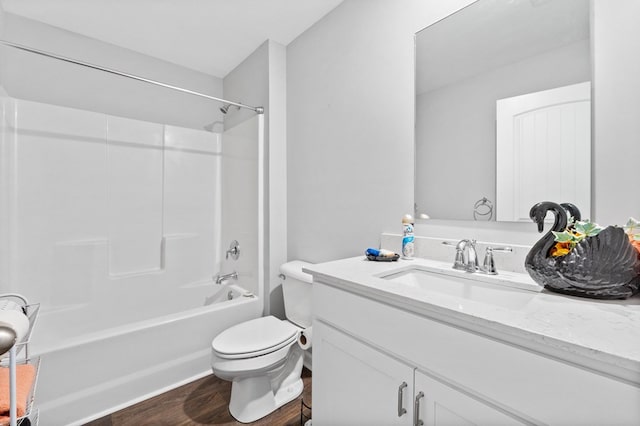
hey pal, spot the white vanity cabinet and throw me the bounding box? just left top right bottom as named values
left=314, top=320, right=521, bottom=425
left=313, top=321, right=415, bottom=425
left=414, top=370, right=523, bottom=426
left=311, top=271, right=640, bottom=426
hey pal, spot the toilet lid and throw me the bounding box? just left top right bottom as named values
left=212, top=316, right=299, bottom=359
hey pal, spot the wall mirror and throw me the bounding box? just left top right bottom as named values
left=415, top=0, right=591, bottom=222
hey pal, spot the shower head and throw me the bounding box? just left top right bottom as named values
left=220, top=104, right=240, bottom=114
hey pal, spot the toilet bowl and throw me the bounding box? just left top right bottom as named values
left=211, top=261, right=312, bottom=423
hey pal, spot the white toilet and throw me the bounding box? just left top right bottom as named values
left=211, top=260, right=313, bottom=423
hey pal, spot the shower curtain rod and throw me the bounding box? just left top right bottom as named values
left=0, top=40, right=264, bottom=114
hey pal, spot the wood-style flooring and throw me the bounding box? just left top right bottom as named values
left=85, top=368, right=312, bottom=426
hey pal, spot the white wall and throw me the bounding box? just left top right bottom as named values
left=287, top=0, right=474, bottom=263
left=592, top=0, right=640, bottom=226
left=266, top=42, right=288, bottom=318
left=222, top=42, right=270, bottom=130
left=220, top=116, right=261, bottom=300
left=0, top=11, right=223, bottom=130
left=223, top=40, right=288, bottom=317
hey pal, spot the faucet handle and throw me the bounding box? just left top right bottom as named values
left=491, top=246, right=512, bottom=252
left=443, top=241, right=466, bottom=270
left=482, top=246, right=512, bottom=275
left=453, top=250, right=466, bottom=270
left=226, top=240, right=240, bottom=260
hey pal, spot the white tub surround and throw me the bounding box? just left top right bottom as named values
left=307, top=256, right=640, bottom=425
left=1, top=97, right=264, bottom=425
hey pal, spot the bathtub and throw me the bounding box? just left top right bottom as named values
left=31, top=283, right=262, bottom=426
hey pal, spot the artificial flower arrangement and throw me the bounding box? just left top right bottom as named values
left=551, top=217, right=640, bottom=257
left=625, top=218, right=640, bottom=254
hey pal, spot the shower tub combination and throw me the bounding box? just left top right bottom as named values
left=1, top=95, right=265, bottom=425
left=1, top=36, right=267, bottom=424
left=34, top=282, right=261, bottom=425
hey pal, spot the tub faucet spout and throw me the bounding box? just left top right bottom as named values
left=215, top=271, right=238, bottom=285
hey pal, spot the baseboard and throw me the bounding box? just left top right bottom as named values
left=74, top=368, right=212, bottom=426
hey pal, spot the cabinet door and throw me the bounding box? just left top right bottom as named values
left=313, top=321, right=414, bottom=425
left=414, top=370, right=527, bottom=426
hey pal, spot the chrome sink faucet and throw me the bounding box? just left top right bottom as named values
left=443, top=240, right=513, bottom=274
left=453, top=239, right=479, bottom=272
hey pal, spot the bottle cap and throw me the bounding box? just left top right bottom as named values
left=402, top=214, right=414, bottom=224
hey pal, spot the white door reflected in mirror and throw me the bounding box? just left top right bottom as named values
left=496, top=82, right=591, bottom=222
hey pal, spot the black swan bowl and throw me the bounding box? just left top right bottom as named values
left=525, top=202, right=640, bottom=300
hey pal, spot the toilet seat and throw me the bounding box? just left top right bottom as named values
left=212, top=316, right=299, bottom=360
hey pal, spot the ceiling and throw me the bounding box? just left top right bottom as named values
left=1, top=0, right=344, bottom=78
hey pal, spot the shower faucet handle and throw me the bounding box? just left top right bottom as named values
left=226, top=240, right=240, bottom=260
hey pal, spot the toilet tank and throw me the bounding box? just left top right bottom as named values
left=280, top=260, right=313, bottom=328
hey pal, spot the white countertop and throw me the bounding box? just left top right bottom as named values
left=305, top=256, right=640, bottom=384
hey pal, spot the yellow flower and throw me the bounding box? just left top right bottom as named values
left=550, top=242, right=571, bottom=257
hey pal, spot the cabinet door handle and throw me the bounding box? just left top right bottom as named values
left=414, top=391, right=425, bottom=426
left=397, top=381, right=408, bottom=417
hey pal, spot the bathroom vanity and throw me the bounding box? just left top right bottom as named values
left=306, top=257, right=640, bottom=425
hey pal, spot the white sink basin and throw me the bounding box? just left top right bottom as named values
left=380, top=266, right=539, bottom=310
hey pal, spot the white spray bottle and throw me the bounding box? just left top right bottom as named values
left=401, top=214, right=415, bottom=259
